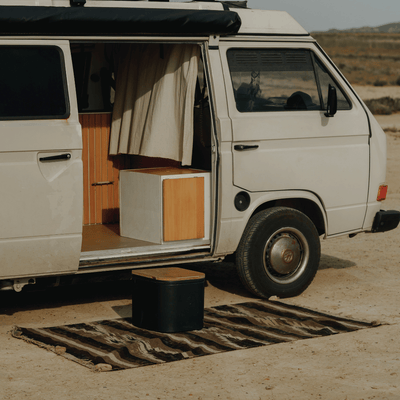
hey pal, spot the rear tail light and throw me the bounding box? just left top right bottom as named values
left=377, top=185, right=388, bottom=202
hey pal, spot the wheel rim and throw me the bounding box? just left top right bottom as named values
left=263, top=227, right=310, bottom=284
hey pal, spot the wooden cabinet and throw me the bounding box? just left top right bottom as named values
left=120, top=167, right=210, bottom=244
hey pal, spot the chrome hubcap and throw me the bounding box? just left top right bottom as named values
left=263, top=227, right=309, bottom=284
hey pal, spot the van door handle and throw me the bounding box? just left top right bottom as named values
left=234, top=145, right=259, bottom=151
left=39, top=153, right=71, bottom=162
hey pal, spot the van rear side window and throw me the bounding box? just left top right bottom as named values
left=0, top=46, right=69, bottom=120
left=227, top=49, right=350, bottom=113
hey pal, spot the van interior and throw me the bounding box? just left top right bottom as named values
left=70, top=42, right=213, bottom=262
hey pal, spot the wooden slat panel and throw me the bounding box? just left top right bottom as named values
left=163, top=177, right=204, bottom=242
left=88, top=114, right=97, bottom=224
left=113, top=153, right=121, bottom=223
left=106, top=115, right=116, bottom=222
left=81, top=113, right=119, bottom=225
left=94, top=115, right=103, bottom=224
left=80, top=114, right=90, bottom=225
left=101, top=114, right=109, bottom=222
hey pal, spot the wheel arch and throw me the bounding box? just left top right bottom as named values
left=214, top=190, right=328, bottom=257
left=251, top=197, right=327, bottom=237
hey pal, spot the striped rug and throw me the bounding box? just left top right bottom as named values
left=12, top=301, right=377, bottom=371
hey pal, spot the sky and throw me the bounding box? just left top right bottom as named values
left=174, top=0, right=400, bottom=32
left=245, top=0, right=400, bottom=32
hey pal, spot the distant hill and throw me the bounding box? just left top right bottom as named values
left=313, top=22, right=400, bottom=34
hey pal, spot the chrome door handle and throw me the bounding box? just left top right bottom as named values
left=39, top=153, right=71, bottom=162
left=234, top=145, right=259, bottom=151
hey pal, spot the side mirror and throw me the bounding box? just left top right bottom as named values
left=325, top=84, right=337, bottom=117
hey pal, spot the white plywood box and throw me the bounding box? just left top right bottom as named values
left=120, top=167, right=210, bottom=244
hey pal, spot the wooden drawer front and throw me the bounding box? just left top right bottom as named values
left=163, top=177, right=205, bottom=242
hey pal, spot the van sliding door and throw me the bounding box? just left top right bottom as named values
left=0, top=41, right=83, bottom=279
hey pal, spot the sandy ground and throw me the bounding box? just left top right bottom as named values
left=1, top=96, right=400, bottom=399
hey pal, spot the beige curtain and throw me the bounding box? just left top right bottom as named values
left=109, top=43, right=200, bottom=166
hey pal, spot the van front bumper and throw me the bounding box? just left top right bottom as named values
left=372, top=210, right=400, bottom=233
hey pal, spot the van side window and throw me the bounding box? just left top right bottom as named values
left=313, top=56, right=351, bottom=110
left=71, top=43, right=114, bottom=112
left=0, top=46, right=69, bottom=120
left=227, top=49, right=321, bottom=113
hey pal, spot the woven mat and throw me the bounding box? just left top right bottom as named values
left=12, top=301, right=377, bottom=371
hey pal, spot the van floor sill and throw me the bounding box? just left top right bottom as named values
left=80, top=224, right=210, bottom=264
left=80, top=242, right=211, bottom=264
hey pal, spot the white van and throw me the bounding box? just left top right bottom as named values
left=0, top=0, right=399, bottom=298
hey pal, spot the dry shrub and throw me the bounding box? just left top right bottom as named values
left=365, top=97, right=400, bottom=115
left=384, top=127, right=400, bottom=133
left=367, top=103, right=392, bottom=115
left=373, top=79, right=388, bottom=87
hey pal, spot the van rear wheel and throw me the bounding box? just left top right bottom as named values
left=236, top=207, right=321, bottom=299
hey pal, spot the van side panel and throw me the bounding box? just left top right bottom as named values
left=216, top=189, right=327, bottom=256
left=232, top=134, right=369, bottom=235
left=0, top=41, right=82, bottom=279
left=363, top=108, right=387, bottom=230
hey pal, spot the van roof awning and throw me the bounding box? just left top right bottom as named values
left=0, top=6, right=242, bottom=37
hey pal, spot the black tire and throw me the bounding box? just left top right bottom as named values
left=236, top=207, right=321, bottom=299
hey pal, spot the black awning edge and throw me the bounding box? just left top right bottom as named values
left=0, top=6, right=242, bottom=37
